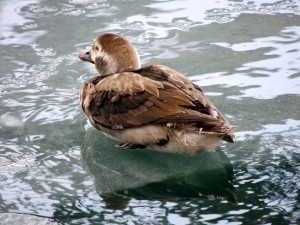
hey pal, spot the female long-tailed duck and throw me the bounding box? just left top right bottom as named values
left=78, top=33, right=236, bottom=154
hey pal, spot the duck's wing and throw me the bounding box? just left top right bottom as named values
left=80, top=65, right=235, bottom=142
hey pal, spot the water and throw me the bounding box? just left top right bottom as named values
left=0, top=0, right=300, bottom=224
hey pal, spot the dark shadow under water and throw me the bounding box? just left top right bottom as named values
left=81, top=128, right=237, bottom=209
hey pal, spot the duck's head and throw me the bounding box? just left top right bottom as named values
left=78, top=33, right=141, bottom=75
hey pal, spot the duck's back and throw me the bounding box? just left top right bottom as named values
left=80, top=64, right=235, bottom=153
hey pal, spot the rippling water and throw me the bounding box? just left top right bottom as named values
left=0, top=0, right=300, bottom=224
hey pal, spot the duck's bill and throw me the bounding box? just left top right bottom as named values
left=78, top=50, right=94, bottom=64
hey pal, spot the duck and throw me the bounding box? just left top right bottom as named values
left=78, top=33, right=236, bottom=154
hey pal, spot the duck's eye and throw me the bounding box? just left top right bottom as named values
left=95, top=46, right=99, bottom=51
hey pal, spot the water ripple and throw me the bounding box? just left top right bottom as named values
left=1, top=0, right=300, bottom=224
left=0, top=51, right=79, bottom=96
left=0, top=213, right=58, bottom=225
left=191, top=25, right=300, bottom=99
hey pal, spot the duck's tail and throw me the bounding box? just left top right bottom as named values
left=222, top=125, right=237, bottom=143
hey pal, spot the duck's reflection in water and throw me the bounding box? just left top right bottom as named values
left=81, top=129, right=237, bottom=209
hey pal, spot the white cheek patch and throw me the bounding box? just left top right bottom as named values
left=91, top=54, right=96, bottom=62
left=91, top=50, right=97, bottom=62
left=102, top=53, right=117, bottom=74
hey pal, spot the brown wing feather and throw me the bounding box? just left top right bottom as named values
left=80, top=65, right=235, bottom=142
